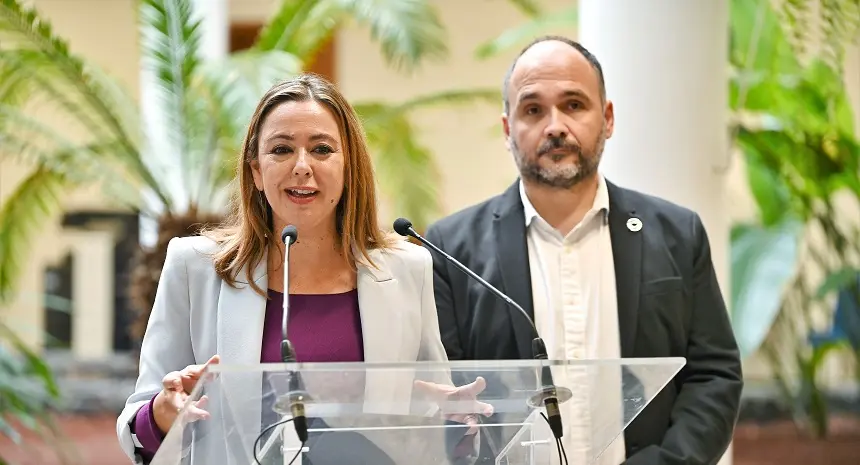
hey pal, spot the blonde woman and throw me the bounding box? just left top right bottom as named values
left=117, top=74, right=490, bottom=465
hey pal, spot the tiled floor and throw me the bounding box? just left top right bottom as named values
left=0, top=415, right=126, bottom=465
left=733, top=417, right=860, bottom=465
left=2, top=414, right=859, bottom=465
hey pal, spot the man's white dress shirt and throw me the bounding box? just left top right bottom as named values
left=520, top=175, right=626, bottom=464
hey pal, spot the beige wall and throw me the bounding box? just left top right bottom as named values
left=1, top=0, right=858, bottom=384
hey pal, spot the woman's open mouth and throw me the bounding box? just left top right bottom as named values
left=285, top=187, right=319, bottom=204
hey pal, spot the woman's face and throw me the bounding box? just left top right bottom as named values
left=251, top=100, right=345, bottom=236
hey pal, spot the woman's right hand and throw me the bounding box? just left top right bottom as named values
left=152, top=354, right=220, bottom=435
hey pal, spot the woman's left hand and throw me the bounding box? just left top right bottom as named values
left=413, top=376, right=494, bottom=435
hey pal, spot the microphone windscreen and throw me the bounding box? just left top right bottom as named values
left=281, top=225, right=298, bottom=245
left=392, top=218, right=413, bottom=237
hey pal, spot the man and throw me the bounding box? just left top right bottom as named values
left=425, top=35, right=743, bottom=465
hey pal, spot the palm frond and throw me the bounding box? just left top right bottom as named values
left=0, top=165, right=67, bottom=304
left=358, top=103, right=440, bottom=230
left=777, top=0, right=860, bottom=73
left=256, top=0, right=448, bottom=73
left=80, top=58, right=143, bottom=148
left=0, top=320, right=60, bottom=448
left=389, top=88, right=500, bottom=114
left=195, top=49, right=304, bottom=201
left=0, top=107, right=148, bottom=217
left=0, top=50, right=34, bottom=107
left=254, top=0, right=319, bottom=57
left=0, top=0, right=162, bottom=205
left=0, top=104, right=138, bottom=187
left=0, top=0, right=136, bottom=149
left=475, top=5, right=578, bottom=59
left=504, top=0, right=543, bottom=17
left=355, top=88, right=501, bottom=228
left=139, top=0, right=205, bottom=212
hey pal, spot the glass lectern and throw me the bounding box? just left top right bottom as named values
left=150, top=358, right=684, bottom=465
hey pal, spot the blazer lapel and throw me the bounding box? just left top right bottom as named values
left=355, top=251, right=411, bottom=414
left=217, top=257, right=268, bottom=364
left=356, top=251, right=401, bottom=364
left=493, top=181, right=536, bottom=359
left=607, top=181, right=642, bottom=358
left=216, top=254, right=267, bottom=458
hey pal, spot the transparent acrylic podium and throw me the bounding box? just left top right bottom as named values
left=151, top=358, right=684, bottom=465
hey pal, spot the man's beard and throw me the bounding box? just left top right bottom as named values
left=512, top=129, right=605, bottom=189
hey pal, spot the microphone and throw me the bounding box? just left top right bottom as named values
left=280, top=225, right=298, bottom=363
left=392, top=218, right=567, bottom=440
left=273, top=225, right=309, bottom=444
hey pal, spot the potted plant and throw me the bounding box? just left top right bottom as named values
left=729, top=0, right=860, bottom=462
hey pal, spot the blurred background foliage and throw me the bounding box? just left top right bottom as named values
left=729, top=0, right=860, bottom=438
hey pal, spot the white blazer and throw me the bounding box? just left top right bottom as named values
left=116, top=235, right=450, bottom=464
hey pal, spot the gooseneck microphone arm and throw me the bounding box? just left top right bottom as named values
left=394, top=219, right=534, bottom=335
left=278, top=225, right=308, bottom=444
left=281, top=225, right=298, bottom=364
left=392, top=218, right=565, bottom=440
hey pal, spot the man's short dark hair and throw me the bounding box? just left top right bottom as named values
left=502, top=35, right=606, bottom=114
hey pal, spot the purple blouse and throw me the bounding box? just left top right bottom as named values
left=131, top=289, right=363, bottom=462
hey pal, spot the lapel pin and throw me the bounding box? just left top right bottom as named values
left=626, top=217, right=642, bottom=232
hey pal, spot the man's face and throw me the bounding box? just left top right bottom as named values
left=502, top=41, right=614, bottom=189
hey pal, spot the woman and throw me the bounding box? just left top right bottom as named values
left=116, top=74, right=490, bottom=465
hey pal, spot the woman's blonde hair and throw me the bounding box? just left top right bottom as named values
left=205, top=73, right=392, bottom=296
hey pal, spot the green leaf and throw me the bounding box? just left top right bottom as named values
left=0, top=50, right=35, bottom=109
left=0, top=0, right=138, bottom=148
left=355, top=88, right=500, bottom=230
left=0, top=0, right=164, bottom=206
left=776, top=0, right=860, bottom=73
left=729, top=0, right=800, bottom=74
left=737, top=127, right=793, bottom=226
left=735, top=125, right=852, bottom=212
left=360, top=108, right=440, bottom=231
left=0, top=166, right=67, bottom=304
left=503, top=0, right=543, bottom=17
left=139, top=0, right=204, bottom=209
left=0, top=321, right=60, bottom=445
left=253, top=0, right=318, bottom=55
left=815, top=267, right=860, bottom=300
left=386, top=88, right=500, bottom=114
left=0, top=416, right=21, bottom=444
left=731, top=220, right=803, bottom=358
left=256, top=0, right=448, bottom=73
left=475, top=5, right=578, bottom=59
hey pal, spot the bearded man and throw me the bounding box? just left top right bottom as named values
left=424, top=36, right=742, bottom=465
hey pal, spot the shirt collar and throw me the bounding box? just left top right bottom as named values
left=519, top=174, right=610, bottom=227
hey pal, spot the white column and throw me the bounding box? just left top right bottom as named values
left=578, top=2, right=733, bottom=465
left=139, top=0, right=229, bottom=247
left=66, top=230, right=116, bottom=360
left=192, top=0, right=229, bottom=61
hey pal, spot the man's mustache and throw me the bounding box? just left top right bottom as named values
left=537, top=138, right=581, bottom=157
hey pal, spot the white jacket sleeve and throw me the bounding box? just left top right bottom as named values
left=115, top=237, right=196, bottom=463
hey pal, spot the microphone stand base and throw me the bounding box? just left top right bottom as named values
left=273, top=391, right=312, bottom=416
left=526, top=385, right=573, bottom=408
